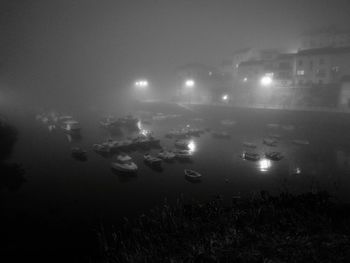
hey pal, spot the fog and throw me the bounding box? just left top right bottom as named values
left=1, top=0, right=350, bottom=110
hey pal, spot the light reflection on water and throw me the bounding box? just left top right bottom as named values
left=138, top=120, right=151, bottom=136
left=258, top=158, right=272, bottom=172
left=187, top=140, right=196, bottom=153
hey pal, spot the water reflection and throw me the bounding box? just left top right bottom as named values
left=289, top=166, right=302, bottom=175
left=137, top=120, right=152, bottom=137
left=258, top=158, right=272, bottom=172
left=65, top=133, right=82, bottom=143
left=187, top=140, right=196, bottom=154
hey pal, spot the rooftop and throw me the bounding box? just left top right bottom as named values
left=239, top=60, right=264, bottom=67
left=297, top=46, right=350, bottom=56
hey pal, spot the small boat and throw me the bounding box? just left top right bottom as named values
left=144, top=153, right=162, bottom=166
left=269, top=134, right=281, bottom=139
left=62, top=120, right=81, bottom=133
left=152, top=113, right=167, bottom=121
left=282, top=125, right=295, bottom=131
left=174, top=149, right=192, bottom=160
left=263, top=138, right=277, bottom=147
left=212, top=131, right=231, bottom=139
left=117, top=153, right=132, bottom=162
left=184, top=169, right=202, bottom=181
left=147, top=136, right=161, bottom=146
left=59, top=115, right=73, bottom=121
left=111, top=161, right=138, bottom=173
left=71, top=147, right=87, bottom=160
left=243, top=142, right=257, bottom=149
left=175, top=139, right=189, bottom=149
left=241, top=151, right=260, bottom=161
left=220, top=119, right=236, bottom=126
left=93, top=144, right=110, bottom=153
left=265, top=151, right=284, bottom=161
left=158, top=150, right=176, bottom=161
left=292, top=139, right=310, bottom=145
left=267, top=123, right=279, bottom=128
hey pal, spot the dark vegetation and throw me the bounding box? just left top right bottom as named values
left=98, top=191, right=350, bottom=263
left=0, top=117, right=25, bottom=191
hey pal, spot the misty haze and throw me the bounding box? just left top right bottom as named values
left=1, top=0, right=350, bottom=262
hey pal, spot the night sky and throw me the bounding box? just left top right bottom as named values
left=1, top=0, right=350, bottom=108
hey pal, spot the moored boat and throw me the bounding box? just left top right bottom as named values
left=263, top=138, right=277, bottom=147
left=241, top=151, right=260, bottom=161
left=174, top=149, right=192, bottom=160
left=184, top=169, right=202, bottom=181
left=243, top=142, right=257, bottom=148
left=62, top=120, right=81, bottom=133
left=111, top=161, right=138, bottom=173
left=174, top=139, right=189, bottom=149
left=93, top=144, right=111, bottom=153
left=212, top=131, right=230, bottom=139
left=265, top=151, right=284, bottom=161
left=71, top=147, right=87, bottom=160
left=292, top=139, right=309, bottom=145
left=116, top=153, right=132, bottom=162
left=157, top=150, right=176, bottom=161
left=144, top=153, right=162, bottom=166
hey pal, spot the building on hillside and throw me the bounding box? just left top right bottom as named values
left=271, top=53, right=294, bottom=87
left=294, top=46, right=350, bottom=86
left=175, top=63, right=226, bottom=103
left=300, top=26, right=350, bottom=51
left=236, top=60, right=266, bottom=84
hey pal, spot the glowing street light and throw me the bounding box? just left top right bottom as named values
left=222, top=94, right=229, bottom=102
left=260, top=75, right=273, bottom=87
left=134, top=79, right=149, bottom=89
left=185, top=79, right=195, bottom=88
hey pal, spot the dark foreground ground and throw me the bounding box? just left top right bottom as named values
left=96, top=191, right=350, bottom=263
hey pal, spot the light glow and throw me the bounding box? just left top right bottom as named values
left=185, top=79, right=195, bottom=88
left=187, top=140, right=196, bottom=153
left=258, top=158, right=272, bottom=172
left=260, top=75, right=273, bottom=87
left=135, top=79, right=149, bottom=89
left=222, top=94, right=229, bottom=101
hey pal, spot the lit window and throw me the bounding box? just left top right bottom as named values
left=297, top=70, right=305, bottom=76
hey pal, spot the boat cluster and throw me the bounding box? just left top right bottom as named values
left=93, top=134, right=161, bottom=154
left=165, top=127, right=205, bottom=139
left=240, top=124, right=309, bottom=162
left=110, top=150, right=198, bottom=177
left=36, top=112, right=81, bottom=134
left=152, top=112, right=181, bottom=121
left=99, top=115, right=139, bottom=130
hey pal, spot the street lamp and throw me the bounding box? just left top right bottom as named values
left=222, top=94, right=229, bottom=102
left=260, top=75, right=273, bottom=87
left=134, top=79, right=149, bottom=101
left=185, top=79, right=195, bottom=88
left=135, top=79, right=149, bottom=89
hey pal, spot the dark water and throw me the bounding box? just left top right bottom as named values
left=3, top=102, right=350, bottom=255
